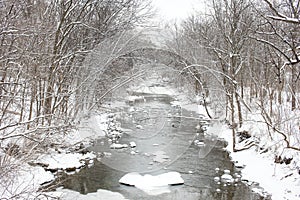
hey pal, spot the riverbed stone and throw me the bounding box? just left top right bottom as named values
left=129, top=142, right=137, bottom=148
left=221, top=173, right=234, bottom=183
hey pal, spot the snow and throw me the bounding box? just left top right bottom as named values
left=45, top=188, right=128, bottom=200
left=218, top=123, right=300, bottom=200
left=2, top=74, right=300, bottom=200
left=36, top=152, right=96, bottom=170
left=119, top=171, right=184, bottom=195
left=0, top=106, right=110, bottom=199
left=220, top=173, right=234, bottom=183
left=178, top=102, right=211, bottom=119
left=136, top=124, right=143, bottom=129
left=110, top=143, right=129, bottom=149
left=129, top=84, right=177, bottom=96
left=214, top=176, right=220, bottom=182
left=129, top=141, right=137, bottom=148
left=0, top=164, right=54, bottom=199
left=174, top=84, right=300, bottom=199
left=230, top=148, right=300, bottom=200
left=60, top=113, right=109, bottom=147
left=194, top=140, right=205, bottom=146
left=127, top=95, right=145, bottom=102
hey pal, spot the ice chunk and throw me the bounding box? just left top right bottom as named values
left=119, top=172, right=142, bottom=186
left=119, top=171, right=184, bottom=195
left=110, top=143, right=128, bottom=149
left=129, top=142, right=137, bottom=148
left=136, top=125, right=143, bottom=129
left=119, top=171, right=184, bottom=186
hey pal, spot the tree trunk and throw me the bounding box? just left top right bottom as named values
left=291, top=66, right=296, bottom=110
left=235, top=90, right=243, bottom=127
left=229, top=92, right=237, bottom=152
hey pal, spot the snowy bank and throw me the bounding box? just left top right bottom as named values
left=35, top=152, right=96, bottom=173
left=0, top=110, right=112, bottom=199
left=44, top=188, right=128, bottom=200
left=63, top=113, right=109, bottom=146
left=218, top=123, right=300, bottom=200
left=0, top=163, right=54, bottom=199
left=128, top=84, right=177, bottom=96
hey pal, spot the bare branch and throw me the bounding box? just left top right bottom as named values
left=263, top=0, right=300, bottom=24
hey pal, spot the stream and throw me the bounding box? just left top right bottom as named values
left=58, top=92, right=270, bottom=200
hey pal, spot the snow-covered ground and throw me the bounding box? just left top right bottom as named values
left=123, top=77, right=300, bottom=199
left=180, top=99, right=300, bottom=199
left=0, top=163, right=55, bottom=199
left=1, top=75, right=299, bottom=200
left=154, top=81, right=300, bottom=199
left=172, top=93, right=299, bottom=200
left=218, top=122, right=300, bottom=200
left=44, top=188, right=128, bottom=200
left=0, top=111, right=111, bottom=199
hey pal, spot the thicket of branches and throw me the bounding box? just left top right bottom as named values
left=0, top=0, right=152, bottom=159
left=0, top=0, right=299, bottom=167
left=168, top=0, right=300, bottom=152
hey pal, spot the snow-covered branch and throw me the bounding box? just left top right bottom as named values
left=267, top=15, right=300, bottom=24
left=263, top=0, right=300, bottom=24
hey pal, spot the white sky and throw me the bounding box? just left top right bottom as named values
left=151, top=0, right=205, bottom=21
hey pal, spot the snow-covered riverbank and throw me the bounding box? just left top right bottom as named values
left=119, top=79, right=300, bottom=199
left=173, top=96, right=300, bottom=200
left=1, top=79, right=299, bottom=200
left=219, top=123, right=300, bottom=200
left=65, top=81, right=300, bottom=200
left=0, top=112, right=112, bottom=199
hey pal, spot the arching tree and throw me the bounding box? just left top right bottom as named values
left=0, top=0, right=153, bottom=155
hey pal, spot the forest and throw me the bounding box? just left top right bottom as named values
left=0, top=0, right=299, bottom=199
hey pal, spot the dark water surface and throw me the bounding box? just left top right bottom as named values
left=60, top=93, right=270, bottom=200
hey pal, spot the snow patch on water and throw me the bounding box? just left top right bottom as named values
left=119, top=171, right=184, bottom=195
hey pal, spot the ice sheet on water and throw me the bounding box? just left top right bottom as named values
left=119, top=171, right=184, bottom=195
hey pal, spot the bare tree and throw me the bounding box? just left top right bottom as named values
left=180, top=0, right=255, bottom=151
left=254, top=0, right=300, bottom=110
left=0, top=0, right=152, bottom=131
left=0, top=1, right=153, bottom=197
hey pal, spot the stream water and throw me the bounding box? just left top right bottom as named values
left=59, top=92, right=270, bottom=200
